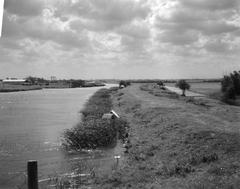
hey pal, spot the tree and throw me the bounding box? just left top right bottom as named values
left=157, top=80, right=166, bottom=89
left=175, top=80, right=190, bottom=96
left=126, top=81, right=131, bottom=86
left=157, top=81, right=164, bottom=86
left=119, top=80, right=129, bottom=88
left=221, top=70, right=240, bottom=103
left=71, top=80, right=85, bottom=88
left=25, top=76, right=48, bottom=85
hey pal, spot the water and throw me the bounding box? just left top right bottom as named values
left=165, top=86, right=205, bottom=97
left=0, top=84, right=119, bottom=188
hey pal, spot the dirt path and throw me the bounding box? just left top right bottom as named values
left=102, top=83, right=240, bottom=189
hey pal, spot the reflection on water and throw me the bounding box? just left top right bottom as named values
left=0, top=85, right=120, bottom=188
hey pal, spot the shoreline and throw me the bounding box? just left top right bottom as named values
left=0, top=87, right=42, bottom=93
left=62, top=86, right=128, bottom=150
left=0, top=84, right=107, bottom=93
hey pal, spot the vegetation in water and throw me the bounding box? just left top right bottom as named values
left=62, top=87, right=129, bottom=150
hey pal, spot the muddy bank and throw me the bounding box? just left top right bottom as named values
left=92, top=83, right=240, bottom=189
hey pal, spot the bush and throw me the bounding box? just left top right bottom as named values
left=221, top=70, right=240, bottom=103
left=63, top=119, right=117, bottom=150
left=175, top=80, right=190, bottom=96
left=71, top=80, right=85, bottom=88
left=119, top=80, right=131, bottom=88
left=157, top=81, right=164, bottom=86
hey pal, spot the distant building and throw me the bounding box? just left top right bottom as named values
left=2, top=78, right=27, bottom=85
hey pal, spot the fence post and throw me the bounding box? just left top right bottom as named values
left=27, top=160, right=38, bottom=189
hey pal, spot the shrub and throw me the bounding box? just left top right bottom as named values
left=157, top=81, right=164, bottom=86
left=221, top=70, right=240, bottom=103
left=119, top=80, right=131, bottom=88
left=63, top=120, right=117, bottom=150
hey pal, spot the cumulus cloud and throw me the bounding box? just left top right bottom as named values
left=0, top=0, right=240, bottom=79
left=154, top=0, right=240, bottom=56
left=61, top=0, right=150, bottom=31
left=181, top=0, right=239, bottom=11
left=4, top=0, right=44, bottom=16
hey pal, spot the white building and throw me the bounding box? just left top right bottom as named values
left=2, top=78, right=27, bottom=85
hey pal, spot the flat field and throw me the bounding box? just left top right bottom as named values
left=0, top=84, right=42, bottom=92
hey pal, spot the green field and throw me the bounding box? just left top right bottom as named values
left=0, top=84, right=42, bottom=92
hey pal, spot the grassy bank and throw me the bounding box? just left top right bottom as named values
left=90, top=83, right=240, bottom=189
left=62, top=87, right=128, bottom=150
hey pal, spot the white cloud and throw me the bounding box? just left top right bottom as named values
left=0, top=0, right=240, bottom=79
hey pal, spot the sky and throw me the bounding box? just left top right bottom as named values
left=0, top=0, right=240, bottom=80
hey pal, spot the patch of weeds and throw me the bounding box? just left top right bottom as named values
left=188, top=153, right=218, bottom=165
left=118, top=92, right=124, bottom=96
left=185, top=97, right=211, bottom=107
left=157, top=162, right=195, bottom=177
left=188, top=176, right=240, bottom=189
left=184, top=130, right=240, bottom=156
left=208, top=163, right=240, bottom=176
left=62, top=88, right=130, bottom=150
left=140, top=84, right=152, bottom=92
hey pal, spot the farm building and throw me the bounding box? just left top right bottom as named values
left=2, top=78, right=27, bottom=85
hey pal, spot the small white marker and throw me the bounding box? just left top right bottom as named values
left=0, top=0, right=4, bottom=37
left=114, top=155, right=121, bottom=159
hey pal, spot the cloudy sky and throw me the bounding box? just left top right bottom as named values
left=0, top=0, right=240, bottom=79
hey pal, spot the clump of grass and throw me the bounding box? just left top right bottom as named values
left=62, top=88, right=129, bottom=150
left=208, top=163, right=239, bottom=176
left=157, top=130, right=240, bottom=180
left=63, top=119, right=117, bottom=149
left=184, top=130, right=240, bottom=155
left=81, top=89, right=112, bottom=120
left=156, top=162, right=195, bottom=177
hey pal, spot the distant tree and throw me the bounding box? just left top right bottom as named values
left=157, top=81, right=166, bottom=90
left=119, top=80, right=127, bottom=88
left=71, top=80, right=85, bottom=88
left=126, top=81, right=131, bottom=86
left=175, top=80, right=190, bottom=96
left=157, top=81, right=164, bottom=86
left=26, top=76, right=36, bottom=85
left=25, top=76, right=47, bottom=85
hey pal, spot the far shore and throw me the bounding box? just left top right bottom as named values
left=0, top=85, right=43, bottom=93
left=0, top=83, right=107, bottom=93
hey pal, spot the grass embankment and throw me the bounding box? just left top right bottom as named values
left=0, top=84, right=42, bottom=92
left=63, top=87, right=128, bottom=150
left=95, top=83, right=240, bottom=189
